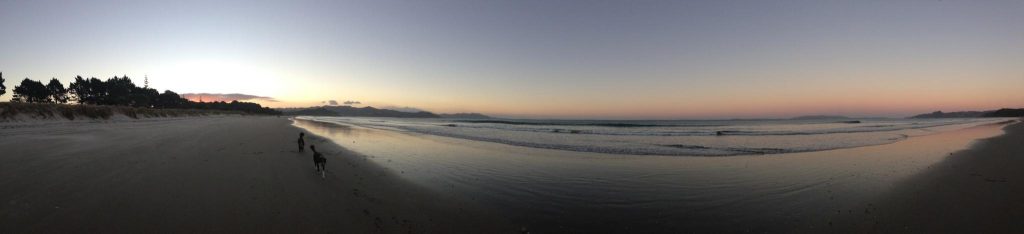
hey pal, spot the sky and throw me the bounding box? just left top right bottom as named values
left=0, top=0, right=1021, bottom=119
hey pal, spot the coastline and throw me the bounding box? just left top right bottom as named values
left=295, top=116, right=1020, bottom=232
left=2, top=116, right=1021, bottom=232
left=0, top=116, right=512, bottom=233
left=844, top=119, right=1024, bottom=232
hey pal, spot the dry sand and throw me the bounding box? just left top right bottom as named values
left=0, top=116, right=512, bottom=233
left=844, top=120, right=1024, bottom=232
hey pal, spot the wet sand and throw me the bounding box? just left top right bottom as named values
left=846, top=120, right=1024, bottom=232
left=0, top=117, right=512, bottom=233
left=294, top=117, right=1021, bottom=233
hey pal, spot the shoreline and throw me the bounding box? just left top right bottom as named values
left=287, top=118, right=515, bottom=233
left=843, top=119, right=1024, bottom=232
left=0, top=116, right=513, bottom=233
left=296, top=116, right=1020, bottom=232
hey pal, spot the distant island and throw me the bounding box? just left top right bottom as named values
left=790, top=115, right=850, bottom=120
left=788, top=115, right=862, bottom=123
left=911, top=108, right=1024, bottom=118
left=438, top=113, right=492, bottom=119
left=279, top=106, right=491, bottom=119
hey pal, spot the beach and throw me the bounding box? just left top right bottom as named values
left=3, top=0, right=1021, bottom=232
left=1, top=116, right=1022, bottom=232
left=292, top=117, right=1022, bottom=232
left=0, top=117, right=511, bottom=233
left=849, top=120, right=1024, bottom=232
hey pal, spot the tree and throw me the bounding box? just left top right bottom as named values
left=0, top=72, right=6, bottom=98
left=155, top=90, right=186, bottom=108
left=68, top=76, right=88, bottom=104
left=17, top=73, right=279, bottom=114
left=69, top=76, right=106, bottom=105
left=12, top=78, right=50, bottom=103
left=46, top=78, right=69, bottom=103
left=129, top=86, right=159, bottom=108
left=96, top=75, right=151, bottom=106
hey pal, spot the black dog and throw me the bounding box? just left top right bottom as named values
left=311, top=145, right=326, bottom=178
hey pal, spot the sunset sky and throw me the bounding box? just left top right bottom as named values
left=1, top=0, right=1021, bottom=119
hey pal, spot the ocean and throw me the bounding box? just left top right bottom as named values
left=297, top=116, right=1000, bottom=156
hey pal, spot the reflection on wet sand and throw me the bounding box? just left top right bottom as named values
left=294, top=118, right=1012, bottom=232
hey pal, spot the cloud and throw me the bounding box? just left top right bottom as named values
left=323, top=99, right=359, bottom=106
left=181, top=93, right=278, bottom=102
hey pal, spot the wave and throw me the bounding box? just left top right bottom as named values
left=445, top=119, right=982, bottom=137
left=454, top=120, right=703, bottom=127
left=455, top=119, right=876, bottom=128
left=297, top=116, right=1005, bottom=156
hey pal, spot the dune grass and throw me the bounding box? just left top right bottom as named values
left=0, top=102, right=248, bottom=121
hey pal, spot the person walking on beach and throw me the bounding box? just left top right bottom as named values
left=311, top=145, right=326, bottom=178
left=297, top=132, right=306, bottom=152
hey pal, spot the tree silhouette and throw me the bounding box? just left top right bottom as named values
left=154, top=90, right=187, bottom=108
left=130, top=86, right=159, bottom=108
left=46, top=78, right=69, bottom=104
left=103, top=75, right=135, bottom=105
left=13, top=78, right=50, bottom=103
left=0, top=72, right=6, bottom=98
left=68, top=76, right=106, bottom=105
left=17, top=74, right=279, bottom=114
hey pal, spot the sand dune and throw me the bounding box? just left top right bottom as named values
left=0, top=116, right=512, bottom=233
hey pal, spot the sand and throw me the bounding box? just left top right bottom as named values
left=0, top=116, right=512, bottom=233
left=3, top=116, right=1023, bottom=232
left=846, top=120, right=1024, bottom=232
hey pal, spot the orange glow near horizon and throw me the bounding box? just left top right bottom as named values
left=1, top=65, right=1019, bottom=119
left=2, top=1, right=1021, bottom=119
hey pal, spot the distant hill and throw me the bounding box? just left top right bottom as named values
left=439, top=113, right=491, bottom=119
left=790, top=115, right=849, bottom=120
left=281, top=106, right=440, bottom=118
left=911, top=110, right=989, bottom=118
left=984, top=108, right=1024, bottom=117
left=910, top=108, right=1024, bottom=118
left=284, top=107, right=339, bottom=116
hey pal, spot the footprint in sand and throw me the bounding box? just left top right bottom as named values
left=984, top=178, right=1008, bottom=183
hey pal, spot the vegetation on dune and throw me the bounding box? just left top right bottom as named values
left=0, top=102, right=246, bottom=121
left=3, top=74, right=280, bottom=116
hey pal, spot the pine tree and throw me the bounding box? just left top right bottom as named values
left=46, top=78, right=69, bottom=103
left=0, top=72, right=6, bottom=98
left=13, top=78, right=49, bottom=103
